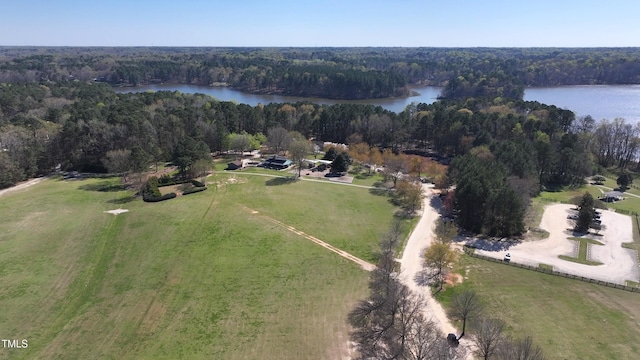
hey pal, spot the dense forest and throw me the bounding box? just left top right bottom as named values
left=2, top=47, right=640, bottom=236
left=1, top=47, right=640, bottom=100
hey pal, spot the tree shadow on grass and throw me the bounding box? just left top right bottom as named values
left=265, top=176, right=298, bottom=186
left=464, top=237, right=520, bottom=251
left=354, top=173, right=375, bottom=180
left=107, top=196, right=138, bottom=204
left=394, top=209, right=417, bottom=220
left=369, top=181, right=391, bottom=197
left=78, top=181, right=126, bottom=192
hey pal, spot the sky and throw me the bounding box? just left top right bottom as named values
left=1, top=0, right=639, bottom=47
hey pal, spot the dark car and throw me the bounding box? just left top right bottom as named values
left=447, top=333, right=459, bottom=347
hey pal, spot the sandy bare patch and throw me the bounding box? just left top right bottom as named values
left=445, top=273, right=464, bottom=286
left=217, top=176, right=247, bottom=187
left=104, top=208, right=129, bottom=215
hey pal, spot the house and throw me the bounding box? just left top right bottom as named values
left=226, top=160, right=245, bottom=170
left=261, top=155, right=292, bottom=170
left=600, top=191, right=624, bottom=202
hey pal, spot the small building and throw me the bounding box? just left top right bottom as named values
left=261, top=155, right=292, bottom=170
left=600, top=191, right=624, bottom=202
left=303, top=159, right=332, bottom=169
left=226, top=160, right=245, bottom=170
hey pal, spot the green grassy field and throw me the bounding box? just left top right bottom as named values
left=0, top=174, right=401, bottom=359
left=439, top=256, right=640, bottom=360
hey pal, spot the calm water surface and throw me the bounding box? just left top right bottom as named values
left=115, top=84, right=640, bottom=123
left=114, top=84, right=442, bottom=113
left=524, top=85, right=640, bottom=123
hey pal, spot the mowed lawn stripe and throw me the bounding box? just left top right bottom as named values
left=0, top=175, right=389, bottom=359
left=241, top=204, right=376, bottom=271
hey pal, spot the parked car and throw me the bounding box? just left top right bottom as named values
left=447, top=333, right=459, bottom=347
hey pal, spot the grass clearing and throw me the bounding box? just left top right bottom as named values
left=626, top=280, right=640, bottom=288
left=158, top=183, right=195, bottom=195
left=0, top=174, right=400, bottom=359
left=538, top=263, right=553, bottom=271
left=439, top=255, right=640, bottom=360
left=524, top=198, right=546, bottom=230
left=558, top=237, right=604, bottom=266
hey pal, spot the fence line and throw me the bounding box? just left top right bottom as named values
left=463, top=247, right=640, bottom=293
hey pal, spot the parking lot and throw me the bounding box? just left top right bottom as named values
left=475, top=203, right=640, bottom=285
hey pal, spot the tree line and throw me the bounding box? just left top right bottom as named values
left=1, top=47, right=640, bottom=101
left=2, top=79, right=639, bottom=237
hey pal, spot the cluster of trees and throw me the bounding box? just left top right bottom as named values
left=2, top=47, right=640, bottom=101
left=349, top=221, right=546, bottom=359
left=439, top=72, right=524, bottom=101
left=448, top=154, right=526, bottom=237
left=348, top=222, right=460, bottom=359
left=3, top=79, right=640, bottom=238
left=588, top=117, right=640, bottom=170
left=575, top=193, right=597, bottom=233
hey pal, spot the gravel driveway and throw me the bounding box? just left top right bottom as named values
left=476, top=203, right=640, bottom=285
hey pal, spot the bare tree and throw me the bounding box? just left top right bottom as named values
left=288, top=139, right=310, bottom=177
left=406, top=318, right=457, bottom=360
left=496, top=336, right=546, bottom=360
left=382, top=149, right=408, bottom=187
left=349, top=223, right=454, bottom=360
left=267, top=126, right=290, bottom=155
left=102, top=149, right=132, bottom=182
left=448, top=290, right=484, bottom=340
left=191, top=158, right=212, bottom=182
left=472, top=318, right=505, bottom=360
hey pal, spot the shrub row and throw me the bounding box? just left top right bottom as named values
left=142, top=176, right=176, bottom=202
left=144, top=192, right=177, bottom=202
left=182, top=186, right=208, bottom=195
left=190, top=179, right=205, bottom=187
left=158, top=174, right=205, bottom=188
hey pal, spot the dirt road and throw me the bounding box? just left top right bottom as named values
left=241, top=205, right=376, bottom=271
left=399, top=184, right=472, bottom=358
left=0, top=177, right=46, bottom=198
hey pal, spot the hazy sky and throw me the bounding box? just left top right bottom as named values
left=1, top=0, right=639, bottom=47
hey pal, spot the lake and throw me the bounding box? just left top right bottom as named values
left=115, top=84, right=640, bottom=123
left=114, top=84, right=442, bottom=113
left=524, top=85, right=640, bottom=123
